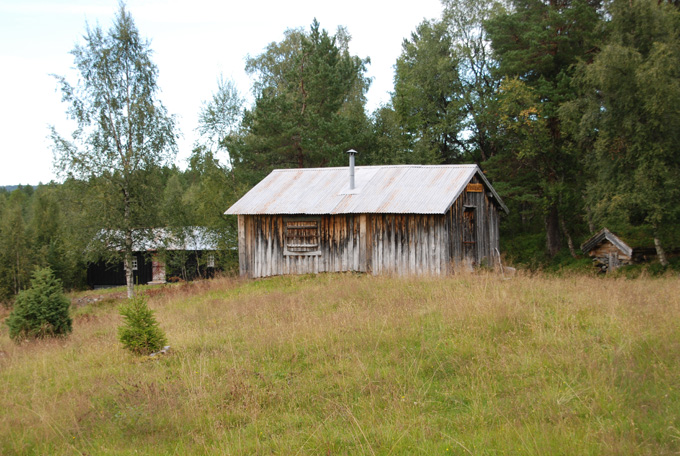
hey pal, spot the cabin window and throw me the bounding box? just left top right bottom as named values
left=207, top=253, right=215, bottom=268
left=284, top=218, right=321, bottom=256
left=131, top=257, right=138, bottom=271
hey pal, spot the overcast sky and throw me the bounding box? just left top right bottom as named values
left=0, top=0, right=443, bottom=186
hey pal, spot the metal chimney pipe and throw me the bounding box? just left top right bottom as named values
left=346, top=149, right=358, bottom=190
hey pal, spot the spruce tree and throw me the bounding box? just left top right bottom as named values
left=118, top=296, right=167, bottom=355
left=7, top=267, right=72, bottom=341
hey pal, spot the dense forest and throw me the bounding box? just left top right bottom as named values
left=1, top=0, right=679, bottom=302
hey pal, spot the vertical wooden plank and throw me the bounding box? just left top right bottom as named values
left=275, top=216, right=282, bottom=275
left=348, top=216, right=353, bottom=271
left=375, top=217, right=381, bottom=275
left=258, top=217, right=264, bottom=278
left=340, top=216, right=347, bottom=272
left=320, top=216, right=326, bottom=273
left=428, top=215, right=435, bottom=275
left=403, top=215, right=410, bottom=274
left=440, top=217, right=446, bottom=275
left=412, top=216, right=419, bottom=275
left=359, top=214, right=367, bottom=272
left=418, top=215, right=429, bottom=275
left=419, top=215, right=425, bottom=275
left=332, top=216, right=339, bottom=272
left=331, top=216, right=338, bottom=272
left=366, top=215, right=373, bottom=274
left=237, top=215, right=247, bottom=277
left=434, top=216, right=440, bottom=276
left=410, top=215, right=416, bottom=275
left=397, top=215, right=403, bottom=275
left=395, top=216, right=402, bottom=275
left=249, top=216, right=255, bottom=277
left=385, top=216, right=392, bottom=274
left=253, top=216, right=260, bottom=278
left=351, top=216, right=358, bottom=271
left=264, top=216, right=274, bottom=276
left=254, top=216, right=259, bottom=278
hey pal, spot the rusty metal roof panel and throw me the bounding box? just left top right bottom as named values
left=225, top=165, right=507, bottom=215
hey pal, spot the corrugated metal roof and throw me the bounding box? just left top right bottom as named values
left=225, top=165, right=508, bottom=215
left=97, top=227, right=220, bottom=252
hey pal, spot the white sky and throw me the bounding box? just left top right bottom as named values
left=0, top=0, right=443, bottom=186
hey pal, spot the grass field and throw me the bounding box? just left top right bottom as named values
left=1, top=272, right=679, bottom=455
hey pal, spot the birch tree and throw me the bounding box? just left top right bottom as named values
left=51, top=5, right=177, bottom=298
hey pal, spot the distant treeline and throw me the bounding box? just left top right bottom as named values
left=2, top=0, right=679, bottom=302
left=1, top=186, right=32, bottom=193
left=0, top=157, right=238, bottom=303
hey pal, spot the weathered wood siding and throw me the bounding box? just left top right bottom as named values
left=368, top=214, right=449, bottom=275
left=238, top=214, right=365, bottom=278
left=447, top=175, right=500, bottom=268
left=237, top=176, right=503, bottom=278
left=589, top=242, right=632, bottom=262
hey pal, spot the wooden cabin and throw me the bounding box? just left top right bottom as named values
left=87, top=227, right=219, bottom=288
left=225, top=158, right=508, bottom=278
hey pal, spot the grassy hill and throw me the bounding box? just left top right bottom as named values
left=1, top=273, right=679, bottom=455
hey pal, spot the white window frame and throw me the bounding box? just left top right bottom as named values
left=131, top=257, right=138, bottom=271
left=207, top=253, right=215, bottom=268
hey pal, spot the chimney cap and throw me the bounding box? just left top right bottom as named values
left=346, top=149, right=358, bottom=155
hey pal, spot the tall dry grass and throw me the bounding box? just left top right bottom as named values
left=1, top=272, right=679, bottom=454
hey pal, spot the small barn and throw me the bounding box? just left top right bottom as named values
left=225, top=156, right=508, bottom=278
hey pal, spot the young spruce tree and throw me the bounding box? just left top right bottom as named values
left=7, top=267, right=72, bottom=341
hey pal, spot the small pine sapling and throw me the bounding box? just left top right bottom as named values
left=7, top=267, right=72, bottom=341
left=118, top=295, right=167, bottom=355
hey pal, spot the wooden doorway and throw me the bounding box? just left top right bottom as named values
left=463, top=206, right=476, bottom=267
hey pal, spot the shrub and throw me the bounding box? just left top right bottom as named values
left=118, top=295, right=167, bottom=355
left=6, top=267, right=72, bottom=341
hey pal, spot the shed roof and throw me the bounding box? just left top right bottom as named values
left=225, top=164, right=508, bottom=215
left=96, top=227, right=220, bottom=252
left=581, top=228, right=633, bottom=257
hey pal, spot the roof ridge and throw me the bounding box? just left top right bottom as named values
left=272, top=164, right=479, bottom=172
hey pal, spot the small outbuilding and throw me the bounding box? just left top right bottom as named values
left=225, top=154, right=508, bottom=278
left=581, top=228, right=633, bottom=272
left=87, top=227, right=219, bottom=288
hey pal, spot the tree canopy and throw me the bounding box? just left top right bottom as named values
left=3, top=0, right=680, bottom=304
left=229, top=20, right=372, bottom=185
left=50, top=5, right=178, bottom=298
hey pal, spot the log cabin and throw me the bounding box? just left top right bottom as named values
left=225, top=152, right=508, bottom=278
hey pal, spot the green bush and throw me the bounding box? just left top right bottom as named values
left=6, top=267, right=72, bottom=341
left=118, top=296, right=167, bottom=355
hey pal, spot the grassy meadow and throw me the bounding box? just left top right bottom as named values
left=1, top=272, right=679, bottom=455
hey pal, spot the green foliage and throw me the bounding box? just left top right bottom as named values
left=117, top=295, right=167, bottom=355
left=388, top=0, right=504, bottom=165
left=0, top=190, right=31, bottom=300
left=6, top=267, right=72, bottom=341
left=572, top=0, right=680, bottom=259
left=51, top=4, right=178, bottom=298
left=231, top=19, right=371, bottom=185
left=198, top=76, right=244, bottom=155
left=485, top=0, right=603, bottom=257
left=393, top=20, right=463, bottom=163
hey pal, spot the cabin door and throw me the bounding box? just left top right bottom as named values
left=463, top=207, right=476, bottom=266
